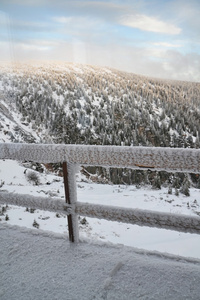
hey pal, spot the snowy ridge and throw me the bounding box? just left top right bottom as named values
left=76, top=202, right=200, bottom=234
left=0, top=143, right=200, bottom=173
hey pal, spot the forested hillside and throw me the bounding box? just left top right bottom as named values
left=0, top=62, right=200, bottom=187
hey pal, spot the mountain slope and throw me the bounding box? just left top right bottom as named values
left=0, top=62, right=199, bottom=147
left=0, top=62, right=200, bottom=186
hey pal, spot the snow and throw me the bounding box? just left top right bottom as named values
left=1, top=223, right=200, bottom=300
left=1, top=64, right=200, bottom=297
left=1, top=143, right=200, bottom=173
left=0, top=94, right=41, bottom=143
left=1, top=189, right=199, bottom=236
left=1, top=159, right=200, bottom=297
left=0, top=158, right=200, bottom=259
left=1, top=158, right=199, bottom=238
left=76, top=201, right=200, bottom=234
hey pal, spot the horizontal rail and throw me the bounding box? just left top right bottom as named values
left=0, top=192, right=72, bottom=215
left=76, top=202, right=200, bottom=235
left=1, top=192, right=199, bottom=235
left=0, top=143, right=200, bottom=173
left=1, top=143, right=200, bottom=244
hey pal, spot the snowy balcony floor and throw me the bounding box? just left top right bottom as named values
left=1, top=223, right=200, bottom=300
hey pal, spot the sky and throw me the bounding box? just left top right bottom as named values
left=0, top=0, right=200, bottom=82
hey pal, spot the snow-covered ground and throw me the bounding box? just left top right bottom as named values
left=1, top=223, right=200, bottom=300
left=0, top=224, right=200, bottom=300
left=0, top=159, right=200, bottom=259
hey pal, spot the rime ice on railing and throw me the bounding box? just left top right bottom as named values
left=0, top=143, right=200, bottom=242
left=0, top=143, right=200, bottom=173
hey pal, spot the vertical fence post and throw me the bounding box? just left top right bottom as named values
left=63, top=161, right=79, bottom=242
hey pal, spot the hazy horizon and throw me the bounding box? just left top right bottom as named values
left=1, top=0, right=200, bottom=82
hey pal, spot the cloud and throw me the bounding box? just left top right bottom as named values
left=1, top=35, right=199, bottom=82
left=119, top=14, right=181, bottom=35
left=152, top=42, right=182, bottom=48
left=163, top=0, right=200, bottom=42
left=52, top=15, right=102, bottom=28
left=1, top=1, right=199, bottom=82
left=162, top=50, right=200, bottom=82
left=18, top=39, right=57, bottom=51
left=52, top=15, right=109, bottom=43
left=0, top=39, right=58, bottom=62
left=0, top=0, right=46, bottom=5
left=18, top=44, right=49, bottom=51
left=9, top=19, right=55, bottom=32
left=51, top=2, right=182, bottom=36
left=53, top=16, right=71, bottom=24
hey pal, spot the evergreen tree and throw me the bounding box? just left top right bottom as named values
left=180, top=175, right=190, bottom=196
left=152, top=172, right=161, bottom=190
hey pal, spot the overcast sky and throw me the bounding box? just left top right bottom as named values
left=0, top=0, right=200, bottom=81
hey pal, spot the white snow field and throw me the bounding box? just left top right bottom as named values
left=0, top=158, right=200, bottom=259
left=1, top=144, right=200, bottom=299
left=1, top=222, right=200, bottom=300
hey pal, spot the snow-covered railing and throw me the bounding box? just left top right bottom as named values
left=0, top=143, right=200, bottom=243
left=0, top=143, right=200, bottom=172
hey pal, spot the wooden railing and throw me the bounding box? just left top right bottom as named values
left=0, top=143, right=200, bottom=242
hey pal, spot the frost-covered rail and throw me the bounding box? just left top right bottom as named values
left=0, top=143, right=200, bottom=243
left=0, top=192, right=72, bottom=215
left=0, top=143, right=200, bottom=172
left=76, top=202, right=200, bottom=234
